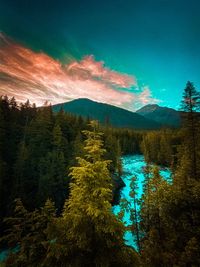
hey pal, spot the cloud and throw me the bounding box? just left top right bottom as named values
left=0, top=33, right=159, bottom=111
left=66, top=55, right=135, bottom=88
left=139, top=86, right=158, bottom=105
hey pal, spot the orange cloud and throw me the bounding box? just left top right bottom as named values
left=0, top=33, right=159, bottom=110
left=66, top=55, right=135, bottom=88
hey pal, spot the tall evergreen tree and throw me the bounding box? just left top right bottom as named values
left=0, top=103, right=7, bottom=222
left=140, top=167, right=170, bottom=266
left=180, top=81, right=200, bottom=180
left=37, top=124, right=67, bottom=211
left=46, top=121, right=138, bottom=267
left=3, top=199, right=55, bottom=267
left=14, top=141, right=29, bottom=201
left=129, top=176, right=141, bottom=254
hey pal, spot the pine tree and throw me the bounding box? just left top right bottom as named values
left=120, top=176, right=141, bottom=253
left=37, top=124, right=67, bottom=211
left=46, top=121, right=138, bottom=267
left=180, top=81, right=200, bottom=180
left=129, top=176, right=141, bottom=253
left=14, top=141, right=29, bottom=200
left=24, top=104, right=54, bottom=209
left=116, top=139, right=123, bottom=178
left=140, top=167, right=170, bottom=266
left=181, top=81, right=200, bottom=113
left=2, top=199, right=28, bottom=248
left=141, top=164, right=151, bottom=232
left=3, top=198, right=55, bottom=267
left=0, top=103, right=7, bottom=222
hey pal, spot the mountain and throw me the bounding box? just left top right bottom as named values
left=52, top=98, right=161, bottom=130
left=136, top=104, right=181, bottom=127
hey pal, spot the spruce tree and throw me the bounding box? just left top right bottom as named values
left=46, top=121, right=138, bottom=267
left=129, top=176, right=141, bottom=253
left=3, top=199, right=55, bottom=267
left=140, top=167, right=170, bottom=266
left=120, top=176, right=141, bottom=253
left=180, top=81, right=200, bottom=180
left=0, top=103, right=7, bottom=222
left=37, top=124, right=67, bottom=211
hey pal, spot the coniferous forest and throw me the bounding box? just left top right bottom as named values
left=0, top=81, right=200, bottom=266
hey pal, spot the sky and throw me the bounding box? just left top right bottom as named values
left=0, top=0, right=200, bottom=111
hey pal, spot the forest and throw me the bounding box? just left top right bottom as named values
left=0, top=81, right=200, bottom=267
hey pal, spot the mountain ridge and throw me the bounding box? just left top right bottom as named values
left=52, top=98, right=161, bottom=130
left=136, top=104, right=181, bottom=127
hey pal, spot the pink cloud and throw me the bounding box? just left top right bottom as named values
left=0, top=33, right=159, bottom=110
left=66, top=55, right=136, bottom=88
left=139, top=86, right=159, bottom=105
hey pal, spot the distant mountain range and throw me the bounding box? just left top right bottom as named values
left=136, top=104, right=181, bottom=127
left=52, top=98, right=181, bottom=129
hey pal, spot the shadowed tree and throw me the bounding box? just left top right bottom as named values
left=180, top=81, right=200, bottom=180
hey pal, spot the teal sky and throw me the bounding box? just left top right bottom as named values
left=0, top=0, right=200, bottom=110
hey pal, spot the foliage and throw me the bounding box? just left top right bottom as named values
left=44, top=121, right=139, bottom=266
left=137, top=81, right=200, bottom=266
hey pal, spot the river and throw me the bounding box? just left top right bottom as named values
left=112, top=154, right=171, bottom=248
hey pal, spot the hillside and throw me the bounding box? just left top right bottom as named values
left=52, top=98, right=161, bottom=130
left=136, top=104, right=181, bottom=127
